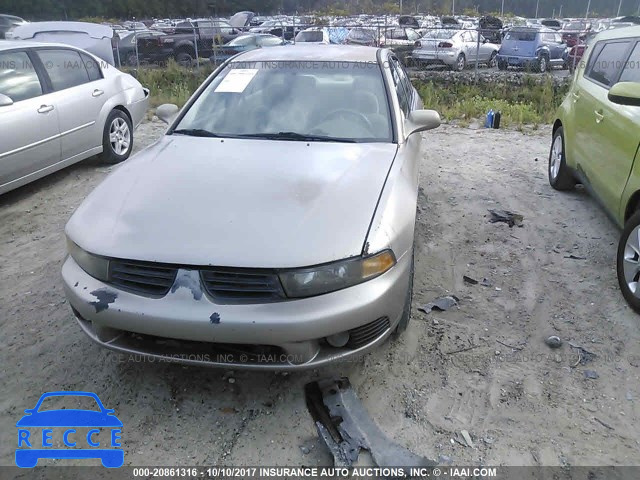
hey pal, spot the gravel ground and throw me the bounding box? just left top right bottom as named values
left=1, top=120, right=639, bottom=471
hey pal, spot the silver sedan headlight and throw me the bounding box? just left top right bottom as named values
left=279, top=250, right=396, bottom=298
left=66, top=238, right=110, bottom=282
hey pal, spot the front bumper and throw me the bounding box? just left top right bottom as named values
left=62, top=253, right=410, bottom=370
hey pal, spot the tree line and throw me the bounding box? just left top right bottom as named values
left=0, top=0, right=636, bottom=21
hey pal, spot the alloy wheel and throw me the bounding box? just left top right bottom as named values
left=623, top=226, right=640, bottom=297
left=109, top=117, right=131, bottom=156
left=549, top=134, right=562, bottom=180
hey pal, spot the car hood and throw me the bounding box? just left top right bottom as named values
left=67, top=136, right=398, bottom=268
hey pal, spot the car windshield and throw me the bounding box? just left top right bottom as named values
left=173, top=61, right=392, bottom=143
left=296, top=31, right=324, bottom=42
left=37, top=395, right=101, bottom=412
left=228, top=35, right=255, bottom=46
left=565, top=21, right=588, bottom=30
left=505, top=30, right=537, bottom=41
left=348, top=28, right=376, bottom=41
left=422, top=29, right=457, bottom=39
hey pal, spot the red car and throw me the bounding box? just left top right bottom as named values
left=566, top=44, right=587, bottom=72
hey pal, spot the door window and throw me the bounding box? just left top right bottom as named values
left=197, top=21, right=214, bottom=36
left=619, top=42, right=640, bottom=83
left=586, top=41, right=631, bottom=87
left=36, top=49, right=91, bottom=91
left=81, top=53, right=102, bottom=82
left=0, top=50, right=43, bottom=102
left=389, top=56, right=412, bottom=115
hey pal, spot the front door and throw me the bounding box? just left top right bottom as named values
left=0, top=49, right=61, bottom=192
left=577, top=40, right=637, bottom=214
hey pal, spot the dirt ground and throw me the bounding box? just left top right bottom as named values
left=1, top=120, right=639, bottom=471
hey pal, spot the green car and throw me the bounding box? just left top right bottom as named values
left=550, top=26, right=640, bottom=312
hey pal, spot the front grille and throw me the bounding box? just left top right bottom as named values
left=201, top=268, right=285, bottom=304
left=109, top=260, right=178, bottom=296
left=347, top=317, right=390, bottom=349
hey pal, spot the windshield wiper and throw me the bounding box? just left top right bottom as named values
left=236, top=132, right=358, bottom=143
left=171, top=129, right=222, bottom=138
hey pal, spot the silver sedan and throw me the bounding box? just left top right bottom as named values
left=0, top=41, right=149, bottom=195
left=413, top=29, right=499, bottom=71
left=62, top=45, right=440, bottom=370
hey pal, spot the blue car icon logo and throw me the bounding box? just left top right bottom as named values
left=16, top=391, right=123, bottom=468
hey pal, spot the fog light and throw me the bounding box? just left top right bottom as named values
left=326, top=331, right=350, bottom=348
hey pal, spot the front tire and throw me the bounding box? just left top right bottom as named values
left=617, top=211, right=640, bottom=314
left=548, top=126, right=575, bottom=191
left=394, top=249, right=415, bottom=335
left=175, top=50, right=194, bottom=67
left=100, top=110, right=133, bottom=164
left=497, top=59, right=507, bottom=70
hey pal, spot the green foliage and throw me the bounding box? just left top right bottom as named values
left=416, top=76, right=569, bottom=127
left=131, top=60, right=214, bottom=108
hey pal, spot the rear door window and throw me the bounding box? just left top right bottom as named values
left=586, top=41, right=632, bottom=87
left=619, top=41, right=640, bottom=83
left=80, top=53, right=102, bottom=82
left=36, top=49, right=91, bottom=91
left=0, top=50, right=43, bottom=102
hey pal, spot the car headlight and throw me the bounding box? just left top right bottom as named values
left=66, top=238, right=110, bottom=282
left=279, top=250, right=396, bottom=298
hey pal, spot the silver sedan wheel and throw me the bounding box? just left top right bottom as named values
left=549, top=134, right=562, bottom=180
left=109, top=117, right=131, bottom=156
left=623, top=226, right=640, bottom=297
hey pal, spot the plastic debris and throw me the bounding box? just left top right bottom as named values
left=488, top=209, right=524, bottom=228
left=305, top=378, right=437, bottom=471
left=418, top=295, right=460, bottom=314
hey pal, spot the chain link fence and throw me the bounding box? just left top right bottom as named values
left=112, top=20, right=592, bottom=79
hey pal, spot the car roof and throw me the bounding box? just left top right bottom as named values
left=591, top=24, right=640, bottom=41
left=0, top=39, right=86, bottom=51
left=233, top=44, right=382, bottom=63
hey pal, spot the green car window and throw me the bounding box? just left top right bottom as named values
left=587, top=41, right=631, bottom=87
left=619, top=42, right=640, bottom=83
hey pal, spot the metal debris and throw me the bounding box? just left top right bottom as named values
left=418, top=295, right=459, bottom=314
left=305, top=378, right=437, bottom=471
left=460, top=430, right=474, bottom=448
left=564, top=254, right=586, bottom=260
left=463, top=275, right=492, bottom=287
left=463, top=275, right=479, bottom=285
left=488, top=209, right=524, bottom=228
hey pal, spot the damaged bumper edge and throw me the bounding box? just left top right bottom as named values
left=305, top=377, right=438, bottom=469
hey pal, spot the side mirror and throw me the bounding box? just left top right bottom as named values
left=405, top=109, right=441, bottom=138
left=608, top=82, right=640, bottom=107
left=156, top=103, right=179, bottom=124
left=0, top=94, right=14, bottom=107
